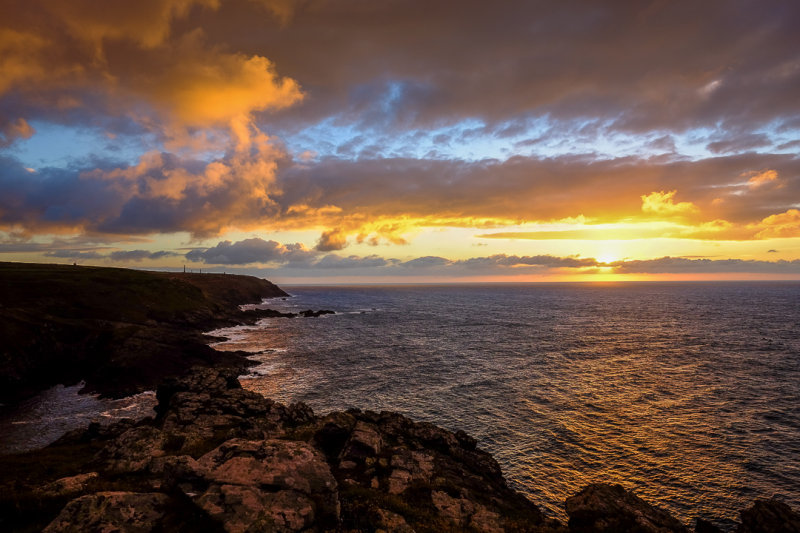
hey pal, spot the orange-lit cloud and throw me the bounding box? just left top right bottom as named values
left=754, top=209, right=800, bottom=239
left=746, top=169, right=779, bottom=189
left=641, top=191, right=698, bottom=217
left=1, top=1, right=800, bottom=279
left=0, top=117, right=35, bottom=147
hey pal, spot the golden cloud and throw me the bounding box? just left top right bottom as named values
left=0, top=1, right=303, bottom=141
left=746, top=169, right=779, bottom=189
left=754, top=209, right=800, bottom=239
left=641, top=190, right=699, bottom=216
left=147, top=39, right=303, bottom=127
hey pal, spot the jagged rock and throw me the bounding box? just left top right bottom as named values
left=186, top=438, right=339, bottom=531
left=375, top=508, right=416, bottom=532
left=314, top=411, right=357, bottom=460
left=154, top=370, right=296, bottom=455
left=96, top=425, right=167, bottom=473
left=565, top=483, right=689, bottom=533
left=341, top=420, right=383, bottom=460
left=431, top=490, right=505, bottom=532
left=387, top=468, right=413, bottom=494
left=43, top=491, right=169, bottom=532
left=6, top=368, right=555, bottom=532
left=35, top=472, right=99, bottom=498
left=737, top=499, right=800, bottom=533
left=195, top=484, right=316, bottom=532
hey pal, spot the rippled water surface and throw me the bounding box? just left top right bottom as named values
left=212, top=282, right=800, bottom=528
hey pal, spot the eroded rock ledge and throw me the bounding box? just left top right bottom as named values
left=2, top=368, right=798, bottom=533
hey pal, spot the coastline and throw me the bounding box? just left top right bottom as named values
left=1, top=263, right=798, bottom=532
left=0, top=261, right=288, bottom=405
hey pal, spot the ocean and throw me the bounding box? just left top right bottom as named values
left=211, top=282, right=800, bottom=529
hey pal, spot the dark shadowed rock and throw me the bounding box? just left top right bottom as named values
left=696, top=517, right=725, bottom=533
left=0, top=262, right=288, bottom=404
left=737, top=499, right=800, bottom=533
left=42, top=491, right=169, bottom=532
left=565, top=483, right=689, bottom=533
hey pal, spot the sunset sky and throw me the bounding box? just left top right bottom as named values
left=1, top=0, right=799, bottom=283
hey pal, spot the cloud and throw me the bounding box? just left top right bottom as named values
left=313, top=254, right=393, bottom=269
left=641, top=191, right=698, bottom=216
left=44, top=249, right=105, bottom=260
left=108, top=250, right=177, bottom=262
left=611, top=256, right=800, bottom=274
left=455, top=254, right=599, bottom=269
left=228, top=0, right=800, bottom=136
left=401, top=256, right=451, bottom=268
left=2, top=0, right=799, bottom=261
left=746, top=169, right=779, bottom=189
left=3, top=149, right=799, bottom=241
left=186, top=238, right=316, bottom=265
left=707, top=133, right=772, bottom=154
left=0, top=117, right=35, bottom=147
left=0, top=0, right=302, bottom=146
left=315, top=228, right=348, bottom=251
left=754, top=209, right=800, bottom=239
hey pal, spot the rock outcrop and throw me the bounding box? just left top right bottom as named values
left=737, top=500, right=800, bottom=533
left=2, top=368, right=798, bottom=532
left=0, top=261, right=288, bottom=403
left=565, top=483, right=689, bottom=533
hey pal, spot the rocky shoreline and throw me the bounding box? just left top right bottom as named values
left=1, top=263, right=799, bottom=532
left=0, top=367, right=797, bottom=532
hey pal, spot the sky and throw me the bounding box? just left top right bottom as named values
left=1, top=0, right=799, bottom=283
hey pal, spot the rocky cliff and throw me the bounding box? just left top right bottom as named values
left=0, top=262, right=287, bottom=404
left=1, top=368, right=797, bottom=533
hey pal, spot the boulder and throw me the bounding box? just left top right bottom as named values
left=737, top=499, right=800, bottom=533
left=34, top=472, right=99, bottom=498
left=565, top=483, right=689, bottom=533
left=695, top=518, right=725, bottom=533
left=187, top=438, right=339, bottom=531
left=95, top=425, right=167, bottom=473
left=43, top=491, right=169, bottom=533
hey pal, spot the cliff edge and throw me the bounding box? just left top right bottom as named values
left=0, top=262, right=287, bottom=404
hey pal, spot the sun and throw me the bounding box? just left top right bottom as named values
left=596, top=253, right=619, bottom=265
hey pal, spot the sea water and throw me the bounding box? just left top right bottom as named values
left=210, top=282, right=800, bottom=529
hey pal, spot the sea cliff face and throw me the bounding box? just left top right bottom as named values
left=2, top=367, right=798, bottom=532
left=0, top=262, right=287, bottom=404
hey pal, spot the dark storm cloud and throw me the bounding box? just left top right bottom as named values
left=201, top=0, right=800, bottom=134
left=6, top=0, right=795, bottom=137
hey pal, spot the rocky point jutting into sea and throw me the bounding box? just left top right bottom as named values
left=0, top=262, right=798, bottom=532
